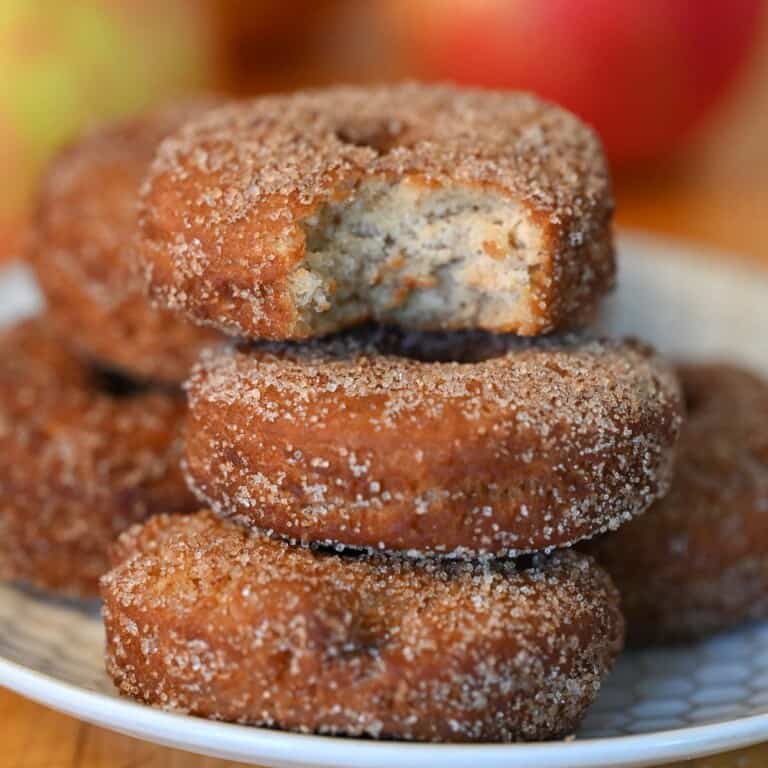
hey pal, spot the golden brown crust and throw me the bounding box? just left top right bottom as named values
left=139, top=83, right=614, bottom=339
left=102, top=510, right=624, bottom=742
left=29, top=102, right=222, bottom=385
left=0, top=318, right=198, bottom=596
left=184, top=329, right=683, bottom=556
left=585, top=364, right=768, bottom=645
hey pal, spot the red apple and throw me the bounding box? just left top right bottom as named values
left=387, top=0, right=764, bottom=165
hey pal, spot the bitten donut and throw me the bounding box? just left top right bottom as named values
left=586, top=364, right=768, bottom=645
left=185, top=329, right=682, bottom=556
left=29, top=101, right=221, bottom=385
left=102, top=510, right=624, bottom=742
left=139, top=83, right=615, bottom=340
left=0, top=318, right=197, bottom=596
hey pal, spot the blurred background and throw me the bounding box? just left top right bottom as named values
left=1, top=0, right=767, bottom=262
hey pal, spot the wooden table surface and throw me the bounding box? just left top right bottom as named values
left=2, top=18, right=768, bottom=768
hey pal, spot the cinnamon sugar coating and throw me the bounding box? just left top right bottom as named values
left=29, top=101, right=221, bottom=385
left=184, top=329, right=683, bottom=556
left=139, top=83, right=614, bottom=340
left=102, top=510, right=624, bottom=742
left=0, top=318, right=197, bottom=596
left=585, top=364, right=768, bottom=645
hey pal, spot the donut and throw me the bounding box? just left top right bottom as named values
left=0, top=317, right=197, bottom=596
left=184, top=329, right=683, bottom=556
left=29, top=101, right=222, bottom=385
left=585, top=364, right=768, bottom=645
left=102, top=510, right=625, bottom=742
left=138, top=83, right=615, bottom=340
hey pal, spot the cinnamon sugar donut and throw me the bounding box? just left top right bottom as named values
left=586, top=364, right=768, bottom=645
left=184, top=329, right=683, bottom=556
left=29, top=102, right=221, bottom=385
left=139, top=83, right=614, bottom=340
left=0, top=318, right=197, bottom=596
left=102, top=510, right=624, bottom=742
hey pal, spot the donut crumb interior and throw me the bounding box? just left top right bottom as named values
left=289, top=179, right=547, bottom=335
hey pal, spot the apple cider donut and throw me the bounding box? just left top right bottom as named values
left=29, top=101, right=221, bottom=385
left=139, top=83, right=615, bottom=340
left=586, top=364, right=768, bottom=645
left=184, top=329, right=683, bottom=556
left=0, top=317, right=197, bottom=596
left=102, top=510, right=624, bottom=742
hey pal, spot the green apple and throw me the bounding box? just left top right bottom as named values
left=0, top=0, right=212, bottom=222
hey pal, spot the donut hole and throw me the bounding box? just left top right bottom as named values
left=377, top=328, right=514, bottom=364
left=334, top=118, right=410, bottom=155
left=92, top=367, right=148, bottom=399
left=289, top=178, right=548, bottom=335
left=682, top=382, right=707, bottom=416
left=251, top=326, right=515, bottom=365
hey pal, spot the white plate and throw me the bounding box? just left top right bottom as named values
left=1, top=231, right=768, bottom=768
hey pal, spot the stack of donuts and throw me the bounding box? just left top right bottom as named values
left=3, top=83, right=767, bottom=743
left=0, top=103, right=219, bottom=595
